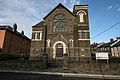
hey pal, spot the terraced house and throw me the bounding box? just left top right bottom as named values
left=30, top=3, right=91, bottom=62
left=0, top=23, right=31, bottom=60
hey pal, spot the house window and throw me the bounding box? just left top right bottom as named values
left=32, top=31, right=42, bottom=41
left=118, top=53, right=120, bottom=56
left=104, top=48, right=106, bottom=51
left=100, top=48, right=102, bottom=51
left=118, top=47, right=120, bottom=50
left=117, top=47, right=119, bottom=50
left=113, top=53, right=115, bottom=56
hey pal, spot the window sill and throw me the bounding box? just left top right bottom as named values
left=78, top=39, right=90, bottom=40
left=32, top=39, right=42, bottom=41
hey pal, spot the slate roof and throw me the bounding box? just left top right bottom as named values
left=99, top=41, right=115, bottom=48
left=0, top=25, right=31, bottom=41
left=43, top=3, right=75, bottom=20
left=0, top=25, right=12, bottom=30
left=111, top=40, right=120, bottom=47
left=32, top=21, right=44, bottom=27
left=91, top=43, right=98, bottom=47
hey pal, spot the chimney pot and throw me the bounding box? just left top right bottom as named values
left=21, top=30, right=24, bottom=35
left=110, top=38, right=114, bottom=42
left=13, top=23, right=17, bottom=32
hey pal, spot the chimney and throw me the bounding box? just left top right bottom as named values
left=110, top=38, right=114, bottom=42
left=21, top=30, right=24, bottom=35
left=13, top=23, right=17, bottom=32
left=116, top=36, right=120, bottom=40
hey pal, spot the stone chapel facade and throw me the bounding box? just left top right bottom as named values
left=30, top=3, right=90, bottom=61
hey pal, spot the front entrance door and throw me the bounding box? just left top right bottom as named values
left=56, top=43, right=63, bottom=57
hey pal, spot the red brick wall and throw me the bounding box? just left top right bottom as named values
left=0, top=30, right=6, bottom=49
left=2, top=30, right=11, bottom=53
left=2, top=30, right=31, bottom=58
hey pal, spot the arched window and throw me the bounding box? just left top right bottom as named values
left=79, top=12, right=84, bottom=22
left=77, top=10, right=87, bottom=23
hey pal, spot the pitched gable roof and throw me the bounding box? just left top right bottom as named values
left=111, top=40, right=120, bottom=47
left=0, top=25, right=12, bottom=30
left=0, top=25, right=30, bottom=41
left=43, top=3, right=75, bottom=20
left=99, top=41, right=115, bottom=48
left=32, top=21, right=44, bottom=27
left=50, top=34, right=69, bottom=44
left=113, top=41, right=120, bottom=47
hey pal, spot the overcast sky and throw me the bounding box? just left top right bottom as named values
left=0, top=0, right=120, bottom=43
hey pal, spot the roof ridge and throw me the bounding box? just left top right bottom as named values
left=111, top=39, right=120, bottom=47
left=43, top=3, right=74, bottom=20
left=32, top=21, right=44, bottom=27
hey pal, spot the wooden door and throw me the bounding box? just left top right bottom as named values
left=56, top=43, right=63, bottom=57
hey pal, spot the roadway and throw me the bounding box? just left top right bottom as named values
left=0, top=71, right=96, bottom=80
left=0, top=70, right=120, bottom=80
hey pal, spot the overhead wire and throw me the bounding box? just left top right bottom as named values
left=91, top=21, right=120, bottom=39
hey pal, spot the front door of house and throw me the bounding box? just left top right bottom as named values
left=56, top=43, right=63, bottom=57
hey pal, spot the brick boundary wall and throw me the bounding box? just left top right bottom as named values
left=68, top=62, right=120, bottom=75
left=0, top=60, right=120, bottom=75
left=0, top=59, right=46, bottom=71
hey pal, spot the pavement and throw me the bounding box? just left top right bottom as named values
left=0, top=70, right=120, bottom=79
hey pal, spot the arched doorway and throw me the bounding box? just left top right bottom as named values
left=56, top=43, right=63, bottom=57
left=53, top=41, right=66, bottom=59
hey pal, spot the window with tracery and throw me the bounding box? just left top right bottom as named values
left=53, top=13, right=67, bottom=32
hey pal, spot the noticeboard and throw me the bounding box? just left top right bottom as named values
left=95, top=52, right=109, bottom=60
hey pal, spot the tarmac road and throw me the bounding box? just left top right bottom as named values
left=0, top=70, right=120, bottom=80
left=0, top=71, right=97, bottom=80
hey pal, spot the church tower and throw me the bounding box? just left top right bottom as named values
left=73, top=5, right=91, bottom=58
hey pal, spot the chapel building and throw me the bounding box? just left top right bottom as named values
left=30, top=3, right=91, bottom=61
